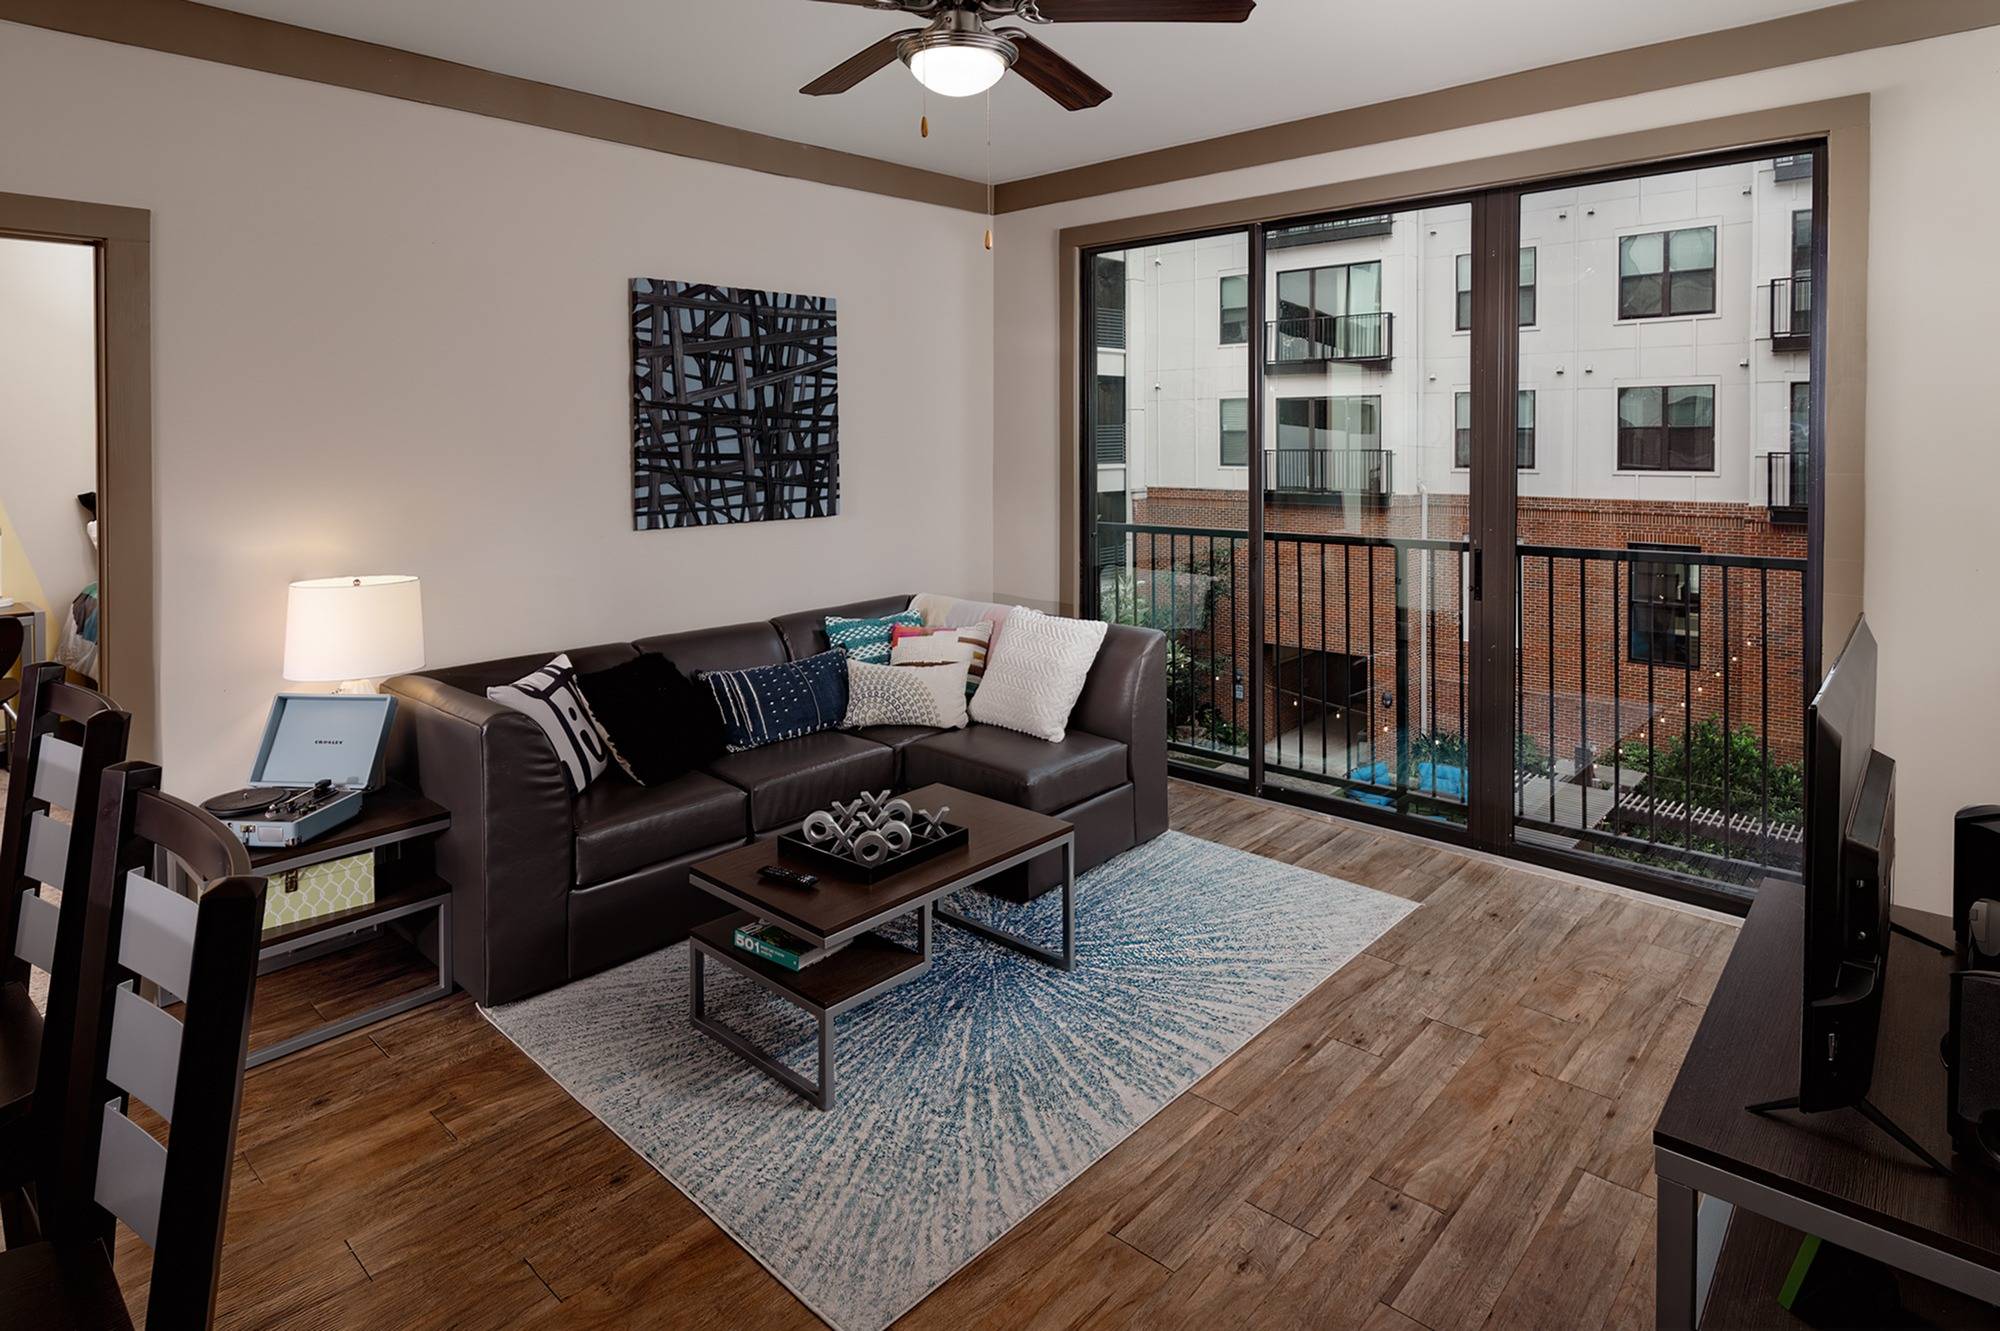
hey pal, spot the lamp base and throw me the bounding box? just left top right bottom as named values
left=332, top=678, right=380, bottom=695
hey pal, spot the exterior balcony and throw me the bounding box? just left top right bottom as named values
left=1265, top=312, right=1393, bottom=372
left=1763, top=451, right=1809, bottom=524
left=1265, top=448, right=1393, bottom=507
left=1769, top=275, right=1811, bottom=353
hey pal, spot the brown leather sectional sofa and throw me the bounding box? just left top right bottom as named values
left=382, top=596, right=1167, bottom=1005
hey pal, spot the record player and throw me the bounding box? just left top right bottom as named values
left=203, top=693, right=397, bottom=848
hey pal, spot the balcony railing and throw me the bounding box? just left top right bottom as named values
left=1265, top=312, right=1394, bottom=369
left=1769, top=275, right=1811, bottom=351
left=1265, top=448, right=1392, bottom=498
left=1762, top=451, right=1809, bottom=522
left=1092, top=520, right=1811, bottom=895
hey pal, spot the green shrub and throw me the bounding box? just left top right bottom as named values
left=1620, top=719, right=1803, bottom=823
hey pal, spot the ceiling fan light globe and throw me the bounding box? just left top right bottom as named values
left=907, top=44, right=1008, bottom=97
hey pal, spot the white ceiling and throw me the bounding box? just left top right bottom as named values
left=204, top=0, right=1850, bottom=183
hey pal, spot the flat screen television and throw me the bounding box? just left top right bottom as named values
left=1798, top=616, right=1896, bottom=1112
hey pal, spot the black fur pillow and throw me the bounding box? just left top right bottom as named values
left=576, top=653, right=725, bottom=786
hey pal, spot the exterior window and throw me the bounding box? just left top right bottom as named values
left=1790, top=211, right=1813, bottom=277
left=1618, top=226, right=1717, bottom=319
left=1266, top=214, right=1394, bottom=249
left=1453, top=391, right=1536, bottom=468
left=1093, top=374, right=1126, bottom=464
left=1092, top=255, right=1125, bottom=350
left=1789, top=381, right=1811, bottom=452
left=1773, top=154, right=1813, bottom=182
left=1094, top=490, right=1127, bottom=571
left=1219, top=274, right=1248, bottom=345
left=1219, top=398, right=1249, bottom=466
left=1275, top=396, right=1380, bottom=452
left=1628, top=543, right=1701, bottom=668
left=1454, top=249, right=1537, bottom=330
left=1617, top=384, right=1714, bottom=471
left=1276, top=261, right=1383, bottom=358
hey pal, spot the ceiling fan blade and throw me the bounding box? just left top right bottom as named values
left=800, top=33, right=914, bottom=96
left=1006, top=32, right=1111, bottom=111
left=1027, top=0, right=1254, bottom=20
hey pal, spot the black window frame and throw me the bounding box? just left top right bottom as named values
left=1627, top=541, right=1702, bottom=670
left=1455, top=390, right=1535, bottom=469
left=1618, top=225, right=1718, bottom=320
left=1219, top=273, right=1248, bottom=345
left=1219, top=396, right=1249, bottom=467
left=1617, top=383, right=1715, bottom=472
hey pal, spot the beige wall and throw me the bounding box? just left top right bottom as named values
left=992, top=26, right=2000, bottom=913
left=0, top=21, right=995, bottom=799
left=0, top=237, right=98, bottom=619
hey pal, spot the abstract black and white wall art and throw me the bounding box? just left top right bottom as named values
left=630, top=278, right=839, bottom=529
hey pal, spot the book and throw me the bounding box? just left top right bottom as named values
left=733, top=920, right=842, bottom=971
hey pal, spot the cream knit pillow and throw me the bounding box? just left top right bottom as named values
left=968, top=607, right=1108, bottom=743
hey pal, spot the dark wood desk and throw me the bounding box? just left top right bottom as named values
left=1653, top=880, right=2000, bottom=1326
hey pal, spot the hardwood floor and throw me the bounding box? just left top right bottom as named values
left=99, top=779, right=1737, bottom=1329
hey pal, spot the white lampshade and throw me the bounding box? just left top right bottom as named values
left=283, top=575, right=425, bottom=684
left=907, top=44, right=1007, bottom=97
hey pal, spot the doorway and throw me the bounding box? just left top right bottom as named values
left=0, top=192, right=155, bottom=757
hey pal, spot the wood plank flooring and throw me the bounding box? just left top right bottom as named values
left=88, top=779, right=1737, bottom=1329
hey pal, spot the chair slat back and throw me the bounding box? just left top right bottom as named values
left=43, top=762, right=262, bottom=1330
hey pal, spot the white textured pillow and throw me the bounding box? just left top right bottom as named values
left=485, top=654, right=611, bottom=792
left=969, top=607, right=1108, bottom=743
left=842, top=659, right=971, bottom=730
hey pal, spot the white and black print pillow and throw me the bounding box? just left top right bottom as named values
left=487, top=653, right=611, bottom=792
left=841, top=659, right=971, bottom=730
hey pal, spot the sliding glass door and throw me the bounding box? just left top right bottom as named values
left=1081, top=142, right=1824, bottom=909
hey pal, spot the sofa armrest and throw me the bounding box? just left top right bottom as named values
left=382, top=673, right=575, bottom=1005
left=1070, top=624, right=1168, bottom=843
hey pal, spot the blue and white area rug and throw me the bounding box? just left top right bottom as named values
left=483, top=830, right=1414, bottom=1331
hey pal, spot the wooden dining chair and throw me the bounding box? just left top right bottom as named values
left=0, top=761, right=264, bottom=1330
left=0, top=664, right=130, bottom=1241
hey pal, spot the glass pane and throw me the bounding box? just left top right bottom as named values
left=1619, top=387, right=1662, bottom=428
left=1278, top=269, right=1311, bottom=321
left=1519, top=247, right=1537, bottom=285
left=1255, top=200, right=1470, bottom=827
left=1455, top=392, right=1471, bottom=430
left=1619, top=232, right=1663, bottom=276
left=1517, top=390, right=1536, bottom=429
left=1516, top=163, right=1814, bottom=902
left=1087, top=233, right=1255, bottom=778
left=1666, top=384, right=1713, bottom=427
left=1668, top=226, right=1716, bottom=271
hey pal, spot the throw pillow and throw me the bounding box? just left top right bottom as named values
left=968, top=607, right=1109, bottom=743
left=700, top=648, right=850, bottom=752
left=910, top=593, right=1011, bottom=658
left=890, top=620, right=993, bottom=695
left=486, top=654, right=611, bottom=792
left=574, top=653, right=724, bottom=786
left=841, top=658, right=971, bottom=730
left=823, top=611, right=924, bottom=665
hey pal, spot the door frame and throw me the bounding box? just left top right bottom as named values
left=0, top=192, right=156, bottom=758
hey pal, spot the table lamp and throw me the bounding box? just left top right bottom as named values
left=283, top=575, right=425, bottom=693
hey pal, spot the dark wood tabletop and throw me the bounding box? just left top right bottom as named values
left=1655, top=878, right=2000, bottom=1271
left=688, top=784, right=1070, bottom=943
left=244, top=782, right=449, bottom=873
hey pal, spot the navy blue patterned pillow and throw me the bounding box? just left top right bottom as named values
left=700, top=648, right=851, bottom=752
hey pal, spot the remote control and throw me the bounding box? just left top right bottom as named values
left=759, top=865, right=819, bottom=890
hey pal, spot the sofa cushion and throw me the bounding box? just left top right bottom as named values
left=771, top=595, right=914, bottom=660
left=705, top=730, right=897, bottom=832
left=636, top=620, right=786, bottom=677
left=903, top=726, right=1127, bottom=816
left=573, top=771, right=748, bottom=887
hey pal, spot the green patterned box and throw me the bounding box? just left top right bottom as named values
left=264, top=852, right=375, bottom=932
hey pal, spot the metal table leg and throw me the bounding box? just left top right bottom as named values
left=689, top=938, right=838, bottom=1110
left=1657, top=1175, right=1698, bottom=1330
left=935, top=834, right=1076, bottom=971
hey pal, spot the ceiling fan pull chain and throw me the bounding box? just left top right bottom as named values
left=984, top=87, right=994, bottom=251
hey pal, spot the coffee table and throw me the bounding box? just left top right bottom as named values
left=686, top=783, right=1074, bottom=1110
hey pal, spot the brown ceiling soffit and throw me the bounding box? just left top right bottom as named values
left=0, top=0, right=990, bottom=213
left=993, top=0, right=2000, bottom=214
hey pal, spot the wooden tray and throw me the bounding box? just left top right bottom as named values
left=777, top=822, right=969, bottom=884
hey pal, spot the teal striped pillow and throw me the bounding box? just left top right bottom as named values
left=824, top=612, right=923, bottom=665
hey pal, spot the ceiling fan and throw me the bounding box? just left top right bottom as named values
left=800, top=0, right=1257, bottom=110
